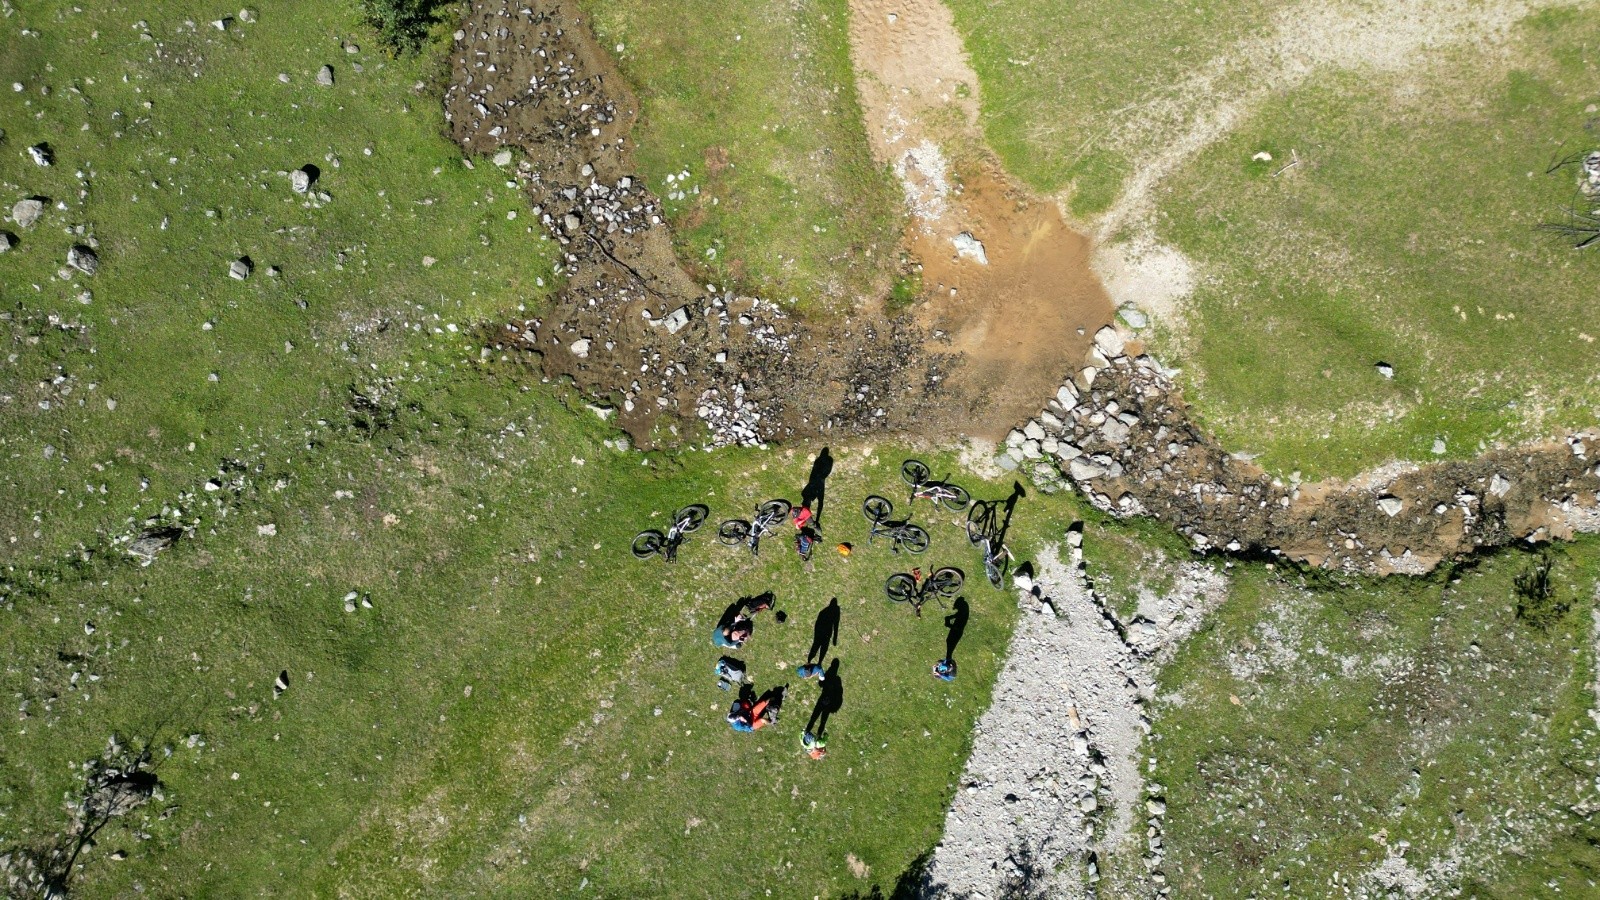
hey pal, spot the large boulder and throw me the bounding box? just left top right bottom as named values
left=11, top=197, right=44, bottom=228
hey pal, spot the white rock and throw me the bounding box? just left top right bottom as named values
left=316, top=65, right=335, bottom=86
left=229, top=258, right=252, bottom=280
left=1069, top=458, right=1107, bottom=481
left=569, top=338, right=591, bottom=358
left=1377, top=496, right=1404, bottom=517
left=12, top=198, right=44, bottom=228
left=952, top=231, right=988, bottom=265
left=1489, top=473, right=1512, bottom=498
left=493, top=149, right=513, bottom=167
left=1094, top=325, right=1127, bottom=358
left=290, top=168, right=312, bottom=193
left=1023, top=420, right=1045, bottom=441
left=1432, top=438, right=1447, bottom=455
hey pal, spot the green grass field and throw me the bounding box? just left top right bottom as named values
left=0, top=5, right=1023, bottom=895
left=6, top=2, right=1600, bottom=897
left=1153, top=540, right=1600, bottom=896
left=580, top=0, right=902, bottom=311
left=944, top=0, right=1285, bottom=213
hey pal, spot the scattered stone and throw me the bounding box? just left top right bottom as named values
left=239, top=8, right=258, bottom=23
left=343, top=590, right=359, bottom=613
left=659, top=306, right=691, bottom=335
left=67, top=244, right=98, bottom=276
left=316, top=65, right=335, bottom=86
left=28, top=143, right=52, bottom=166
left=1023, top=420, right=1045, bottom=441
left=273, top=670, right=289, bottom=698
left=493, top=149, right=513, bottom=166
left=0, top=231, right=12, bottom=253
left=1377, top=495, right=1404, bottom=517
left=952, top=231, right=988, bottom=265
left=569, top=338, right=591, bottom=358
left=290, top=167, right=315, bottom=193
left=1094, top=326, right=1127, bottom=358
left=1489, top=473, right=1512, bottom=498
left=1069, top=458, right=1107, bottom=481
left=12, top=197, right=44, bottom=227
left=1118, top=304, right=1149, bottom=329
left=1432, top=438, right=1447, bottom=455
left=422, top=256, right=437, bottom=268
left=212, top=17, right=233, bottom=31
left=1375, top=361, right=1395, bottom=379
left=257, top=523, right=277, bottom=536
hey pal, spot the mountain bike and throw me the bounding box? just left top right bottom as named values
left=862, top=495, right=930, bottom=554
left=718, top=499, right=793, bottom=558
left=632, top=504, right=709, bottom=562
left=966, top=500, right=1011, bottom=587
left=901, top=459, right=971, bottom=511
left=885, top=567, right=964, bottom=617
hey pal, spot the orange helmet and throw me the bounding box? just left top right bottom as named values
left=836, top=543, right=852, bottom=557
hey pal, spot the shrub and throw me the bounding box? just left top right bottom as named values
left=359, top=0, right=450, bottom=54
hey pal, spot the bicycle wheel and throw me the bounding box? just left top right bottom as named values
left=900, top=459, right=930, bottom=488
left=885, top=573, right=918, bottom=603
left=675, top=504, right=709, bottom=533
left=966, top=502, right=994, bottom=545
left=929, top=567, right=965, bottom=597
left=717, top=519, right=750, bottom=545
left=631, top=530, right=664, bottom=559
left=862, top=495, right=893, bottom=523
left=758, top=499, right=792, bottom=522
left=941, top=484, right=972, bottom=513
left=984, top=550, right=1004, bottom=588
left=899, top=524, right=930, bottom=554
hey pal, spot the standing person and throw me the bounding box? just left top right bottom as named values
left=934, top=596, right=969, bottom=681
left=800, top=447, right=833, bottom=531
left=803, top=659, right=843, bottom=745
left=797, top=598, right=840, bottom=679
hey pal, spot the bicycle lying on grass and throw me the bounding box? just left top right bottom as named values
left=862, top=495, right=930, bottom=554
left=885, top=567, right=964, bottom=617
left=718, top=499, right=792, bottom=558
left=632, top=504, right=709, bottom=562
left=966, top=500, right=1012, bottom=588
left=901, top=459, right=971, bottom=511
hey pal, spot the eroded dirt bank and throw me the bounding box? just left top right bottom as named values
left=445, top=0, right=1599, bottom=574
left=447, top=0, right=990, bottom=447
left=1005, top=338, right=1600, bottom=574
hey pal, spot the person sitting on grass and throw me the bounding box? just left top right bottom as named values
left=801, top=730, right=828, bottom=760
left=932, top=658, right=957, bottom=681
left=727, top=686, right=783, bottom=732
left=712, top=593, right=776, bottom=649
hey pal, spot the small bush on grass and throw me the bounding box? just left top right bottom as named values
left=360, top=0, right=451, bottom=54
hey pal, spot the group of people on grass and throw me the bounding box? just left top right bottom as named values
left=706, top=478, right=967, bottom=761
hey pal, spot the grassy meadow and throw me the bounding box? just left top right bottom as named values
left=1151, top=538, right=1600, bottom=896
left=580, top=0, right=902, bottom=311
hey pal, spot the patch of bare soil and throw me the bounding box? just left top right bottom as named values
left=847, top=0, right=1114, bottom=439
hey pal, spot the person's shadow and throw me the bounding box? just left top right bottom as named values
left=801, top=447, right=834, bottom=529
left=807, top=598, right=841, bottom=666
left=806, top=659, right=844, bottom=739
left=996, top=481, right=1026, bottom=544
left=944, top=596, right=969, bottom=663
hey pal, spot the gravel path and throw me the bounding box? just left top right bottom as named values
left=924, top=544, right=1158, bottom=899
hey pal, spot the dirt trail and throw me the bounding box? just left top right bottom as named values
left=1094, top=0, right=1585, bottom=320
left=847, top=0, right=1114, bottom=439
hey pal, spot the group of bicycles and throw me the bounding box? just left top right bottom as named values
left=632, top=459, right=1014, bottom=616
